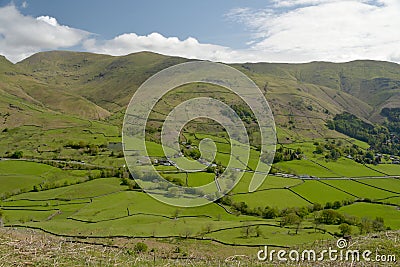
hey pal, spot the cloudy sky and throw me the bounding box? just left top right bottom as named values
left=0, top=0, right=399, bottom=63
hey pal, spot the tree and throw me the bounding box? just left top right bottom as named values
left=10, top=150, right=23, bottom=159
left=281, top=212, right=302, bottom=234
left=316, top=209, right=344, bottom=225
left=339, top=223, right=352, bottom=236
left=203, top=223, right=213, bottom=234
left=173, top=209, right=180, bottom=220
left=312, top=203, right=323, bottom=212
left=134, top=242, right=148, bottom=253
left=167, top=187, right=181, bottom=198
left=359, top=217, right=372, bottom=234
left=181, top=228, right=192, bottom=239
left=332, top=201, right=342, bottom=210
left=255, top=225, right=262, bottom=237
left=120, top=177, right=130, bottom=186
left=313, top=212, right=322, bottom=233
left=241, top=223, right=254, bottom=238
left=263, top=206, right=279, bottom=219
left=372, top=217, right=385, bottom=232
left=314, top=145, right=324, bottom=154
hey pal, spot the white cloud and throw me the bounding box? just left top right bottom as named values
left=0, top=1, right=399, bottom=64
left=83, top=32, right=255, bottom=63
left=227, top=0, right=400, bottom=63
left=0, top=5, right=89, bottom=62
left=270, top=0, right=379, bottom=8
left=37, top=16, right=59, bottom=27
left=21, top=1, right=28, bottom=9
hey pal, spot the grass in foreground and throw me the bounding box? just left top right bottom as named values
left=0, top=228, right=398, bottom=266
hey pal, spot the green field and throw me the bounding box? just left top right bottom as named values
left=315, top=158, right=384, bottom=177
left=274, top=160, right=336, bottom=177
left=366, top=164, right=400, bottom=176
left=360, top=178, right=400, bottom=194
left=231, top=189, right=311, bottom=209
left=0, top=52, right=399, bottom=260
left=291, top=180, right=354, bottom=204
left=232, top=174, right=301, bottom=194
left=0, top=160, right=90, bottom=196
left=1, top=143, right=400, bottom=248
left=11, top=178, right=124, bottom=200
left=323, top=179, right=398, bottom=200
left=339, top=203, right=400, bottom=229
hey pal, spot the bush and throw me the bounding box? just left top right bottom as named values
left=339, top=223, right=352, bottom=236
left=134, top=242, right=148, bottom=253
left=10, top=150, right=23, bottom=159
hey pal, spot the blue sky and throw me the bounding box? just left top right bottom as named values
left=10, top=0, right=269, bottom=48
left=0, top=0, right=399, bottom=63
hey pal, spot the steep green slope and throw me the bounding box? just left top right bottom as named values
left=0, top=55, right=110, bottom=120
left=236, top=61, right=400, bottom=122
left=0, top=51, right=399, bottom=141
left=17, top=51, right=188, bottom=111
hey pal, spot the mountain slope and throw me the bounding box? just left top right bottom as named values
left=0, top=51, right=399, bottom=140
left=0, top=54, right=110, bottom=120
left=17, top=51, right=188, bottom=111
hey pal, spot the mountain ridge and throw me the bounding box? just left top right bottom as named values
left=0, top=50, right=399, bottom=139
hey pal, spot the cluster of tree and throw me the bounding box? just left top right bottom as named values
left=64, top=141, right=108, bottom=156
left=240, top=223, right=262, bottom=238
left=314, top=141, right=343, bottom=160
left=120, top=177, right=140, bottom=190
left=314, top=140, right=382, bottom=164
left=381, top=107, right=400, bottom=140
left=229, top=104, right=256, bottom=124
left=4, top=150, right=24, bottom=159
left=99, top=168, right=127, bottom=178
left=327, top=112, right=400, bottom=156
left=382, top=107, right=400, bottom=124
left=273, top=146, right=302, bottom=163
left=32, top=179, right=86, bottom=193
left=206, top=164, right=225, bottom=175
left=221, top=196, right=312, bottom=219
left=314, top=209, right=387, bottom=236
left=9, top=150, right=23, bottom=159
left=183, top=147, right=201, bottom=160
left=224, top=196, right=388, bottom=236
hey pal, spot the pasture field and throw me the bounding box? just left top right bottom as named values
left=231, top=188, right=311, bottom=209
left=274, top=159, right=336, bottom=177
left=0, top=160, right=90, bottom=196
left=314, top=158, right=384, bottom=177
left=365, top=164, right=400, bottom=176
left=339, top=203, right=400, bottom=229
left=231, top=173, right=301, bottom=194
left=1, top=134, right=400, bottom=250
left=187, top=172, right=215, bottom=187
left=10, top=178, right=125, bottom=200
left=323, top=179, right=398, bottom=200
left=291, top=180, right=354, bottom=204
left=383, top=196, right=400, bottom=205
left=359, top=178, right=400, bottom=194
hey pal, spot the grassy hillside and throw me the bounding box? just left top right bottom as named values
left=236, top=60, right=400, bottom=122
left=1, top=51, right=397, bottom=141
left=0, top=225, right=398, bottom=266
left=17, top=51, right=188, bottom=112
left=0, top=51, right=399, bottom=265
